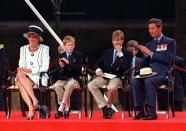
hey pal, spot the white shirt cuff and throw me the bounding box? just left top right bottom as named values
left=117, top=51, right=123, bottom=57
left=95, top=68, right=102, bottom=73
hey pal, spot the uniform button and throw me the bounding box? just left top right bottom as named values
left=30, top=62, right=33, bottom=65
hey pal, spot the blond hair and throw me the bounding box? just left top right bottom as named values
left=63, top=35, right=75, bottom=45
left=112, top=30, right=124, bottom=40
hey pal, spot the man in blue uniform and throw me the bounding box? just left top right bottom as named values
left=131, top=18, right=176, bottom=120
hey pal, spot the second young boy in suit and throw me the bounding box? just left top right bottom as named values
left=88, top=30, right=132, bottom=118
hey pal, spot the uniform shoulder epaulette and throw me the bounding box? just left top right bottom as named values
left=0, top=44, right=4, bottom=49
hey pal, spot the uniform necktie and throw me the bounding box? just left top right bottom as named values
left=155, top=38, right=159, bottom=44
left=67, top=53, right=71, bottom=60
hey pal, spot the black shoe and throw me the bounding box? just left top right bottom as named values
left=64, top=111, right=70, bottom=119
left=102, top=106, right=107, bottom=118
left=106, top=107, right=113, bottom=118
left=55, top=111, right=62, bottom=119
left=142, top=106, right=157, bottom=120
left=39, top=105, right=50, bottom=119
left=141, top=113, right=157, bottom=120
left=133, top=111, right=146, bottom=120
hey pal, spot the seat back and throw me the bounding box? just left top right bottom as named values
left=156, top=56, right=175, bottom=119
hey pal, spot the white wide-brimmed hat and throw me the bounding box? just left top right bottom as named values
left=23, top=25, right=43, bottom=42
left=135, top=67, right=157, bottom=78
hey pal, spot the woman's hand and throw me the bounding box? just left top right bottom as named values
left=23, top=68, right=32, bottom=73
left=17, top=67, right=32, bottom=73
left=16, top=67, right=24, bottom=79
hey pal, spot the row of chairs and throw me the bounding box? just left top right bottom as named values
left=2, top=70, right=88, bottom=119
left=0, top=65, right=175, bottom=120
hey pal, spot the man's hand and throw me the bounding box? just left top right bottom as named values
left=139, top=45, right=153, bottom=56
left=115, top=44, right=123, bottom=57
left=96, top=70, right=104, bottom=77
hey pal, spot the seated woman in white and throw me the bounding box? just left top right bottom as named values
left=16, top=25, right=50, bottom=120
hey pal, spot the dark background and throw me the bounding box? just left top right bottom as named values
left=0, top=0, right=176, bottom=70
left=1, top=0, right=175, bottom=21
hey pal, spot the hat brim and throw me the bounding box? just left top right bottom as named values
left=23, top=32, right=43, bottom=42
left=134, top=72, right=158, bottom=79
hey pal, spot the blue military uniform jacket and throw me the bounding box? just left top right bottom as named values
left=145, top=35, right=176, bottom=75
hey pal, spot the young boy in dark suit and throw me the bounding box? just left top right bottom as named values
left=88, top=30, right=132, bottom=118
left=51, top=35, right=83, bottom=119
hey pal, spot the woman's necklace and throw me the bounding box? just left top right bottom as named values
left=29, top=45, right=39, bottom=56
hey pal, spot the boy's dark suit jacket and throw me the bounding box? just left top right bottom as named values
left=94, top=48, right=133, bottom=78
left=57, top=51, right=83, bottom=84
left=55, top=51, right=83, bottom=110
